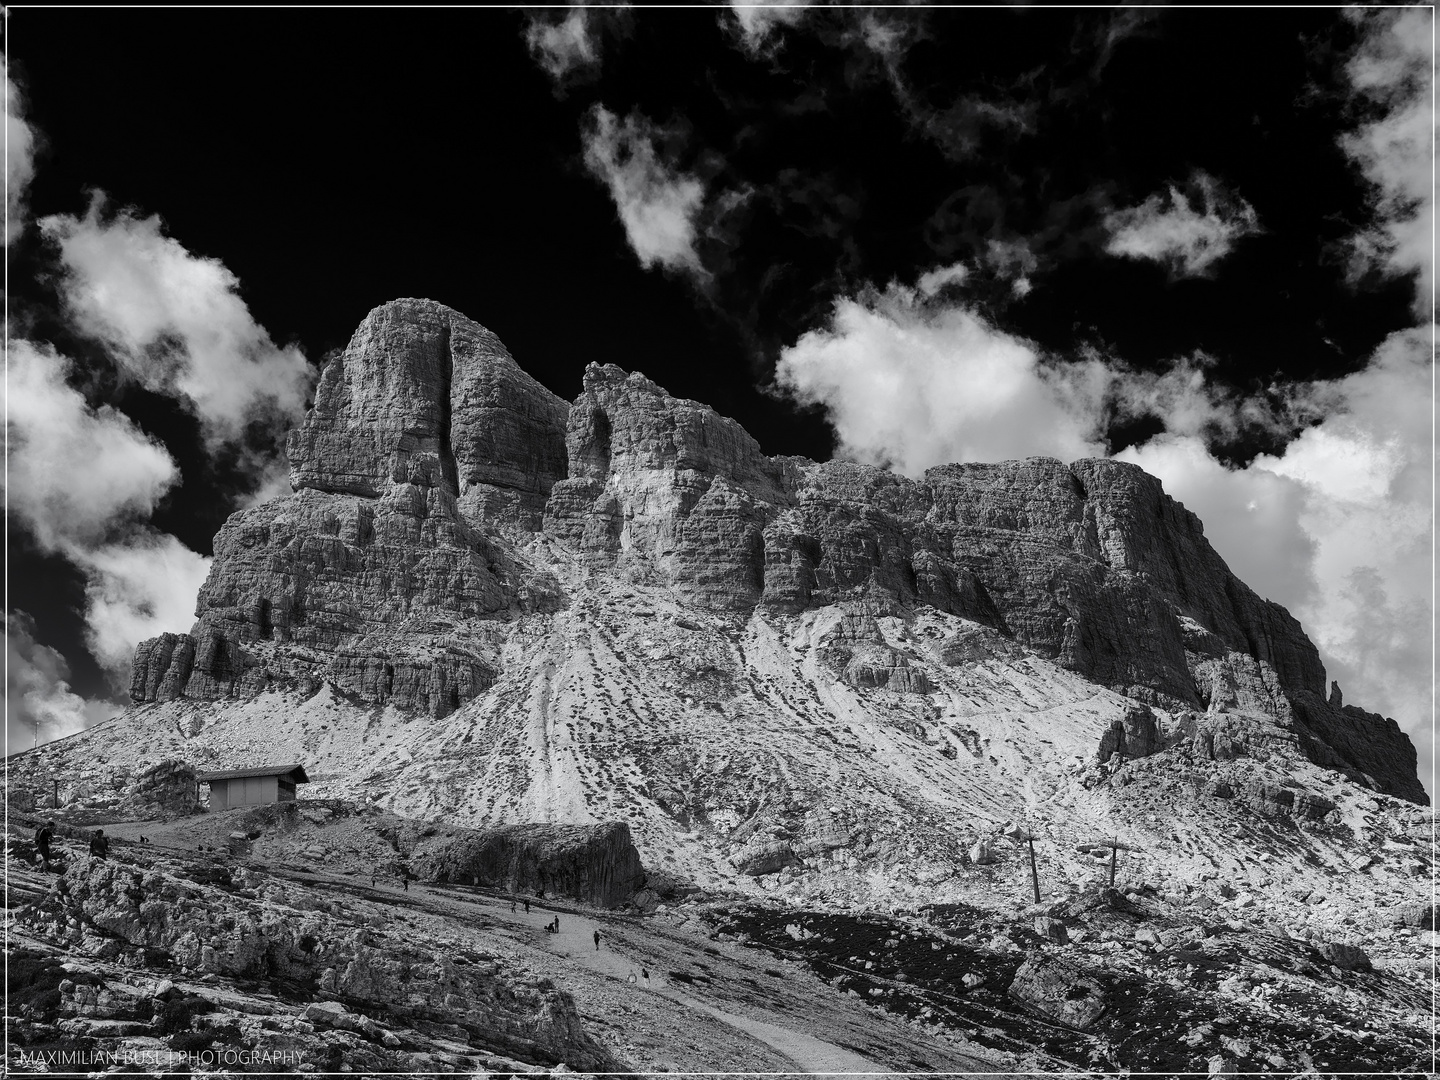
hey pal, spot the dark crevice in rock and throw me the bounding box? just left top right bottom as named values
left=437, top=321, right=459, bottom=497
left=589, top=407, right=612, bottom=479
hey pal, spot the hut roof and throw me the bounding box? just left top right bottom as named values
left=196, top=764, right=309, bottom=784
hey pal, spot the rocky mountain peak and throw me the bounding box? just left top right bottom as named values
left=112, top=300, right=1422, bottom=814
left=288, top=297, right=570, bottom=528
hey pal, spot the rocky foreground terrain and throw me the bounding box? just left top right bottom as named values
left=7, top=298, right=1435, bottom=1074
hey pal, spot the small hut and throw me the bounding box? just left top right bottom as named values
left=198, top=764, right=309, bottom=811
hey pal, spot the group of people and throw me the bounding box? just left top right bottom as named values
left=510, top=897, right=603, bottom=951
left=29, top=823, right=107, bottom=872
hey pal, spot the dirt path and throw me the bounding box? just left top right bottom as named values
left=418, top=887, right=895, bottom=1074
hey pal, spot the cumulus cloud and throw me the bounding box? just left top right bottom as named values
left=581, top=106, right=709, bottom=278
left=775, top=274, right=1433, bottom=776
left=7, top=612, right=124, bottom=752
left=728, top=0, right=812, bottom=55
left=525, top=7, right=601, bottom=84
left=41, top=196, right=314, bottom=451
left=6, top=340, right=179, bottom=549
left=5, top=338, right=214, bottom=689
left=774, top=281, right=1109, bottom=475
left=77, top=534, right=213, bottom=675
left=1340, top=7, right=1433, bottom=316
left=5, top=60, right=37, bottom=240
left=1103, top=171, right=1262, bottom=279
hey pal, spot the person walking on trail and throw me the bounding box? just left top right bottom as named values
left=593, top=929, right=601, bottom=951
left=641, top=967, right=650, bottom=986
left=34, top=823, right=53, bottom=872
left=523, top=898, right=530, bottom=914
left=511, top=898, right=517, bottom=913
left=89, top=829, right=109, bottom=860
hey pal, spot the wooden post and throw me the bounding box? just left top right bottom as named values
left=1028, top=837, right=1041, bottom=904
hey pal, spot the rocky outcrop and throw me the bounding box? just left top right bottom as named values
left=544, top=363, right=800, bottom=608
left=118, top=760, right=200, bottom=820
left=410, top=822, right=645, bottom=908
left=1096, top=704, right=1162, bottom=762
left=21, top=857, right=619, bottom=1071
left=1287, top=691, right=1425, bottom=804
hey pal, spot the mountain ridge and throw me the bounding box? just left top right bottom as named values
left=120, top=297, right=1420, bottom=804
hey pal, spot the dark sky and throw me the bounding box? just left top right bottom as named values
left=5, top=7, right=1428, bottom=739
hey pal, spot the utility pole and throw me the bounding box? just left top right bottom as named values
left=1012, top=827, right=1042, bottom=903
left=1076, top=837, right=1143, bottom=888
left=1029, top=836, right=1041, bottom=903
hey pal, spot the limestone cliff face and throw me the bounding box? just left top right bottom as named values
left=128, top=298, right=1423, bottom=802
left=131, top=300, right=567, bottom=719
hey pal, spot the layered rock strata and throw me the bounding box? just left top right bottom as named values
left=128, top=298, right=1423, bottom=801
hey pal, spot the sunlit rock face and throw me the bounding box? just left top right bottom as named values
left=127, top=298, right=1422, bottom=813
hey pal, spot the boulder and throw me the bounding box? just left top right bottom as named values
left=731, top=841, right=803, bottom=877
left=1316, top=942, right=1371, bottom=971
left=1007, top=955, right=1108, bottom=1030
left=1034, top=916, right=1069, bottom=945
left=1392, top=902, right=1435, bottom=930
left=410, top=821, right=644, bottom=908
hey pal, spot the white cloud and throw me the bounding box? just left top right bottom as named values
left=1341, top=7, right=1434, bottom=316
left=1103, top=170, right=1262, bottom=278
left=6, top=612, right=123, bottom=752
left=729, top=0, right=812, bottom=55
left=775, top=282, right=1108, bottom=476
left=4, top=60, right=37, bottom=241
left=5, top=340, right=180, bottom=549
left=78, top=534, right=213, bottom=675
left=916, top=262, right=968, bottom=297
left=525, top=8, right=600, bottom=83
left=40, top=197, right=314, bottom=451
left=581, top=106, right=708, bottom=277
left=775, top=276, right=1433, bottom=782
left=5, top=337, right=214, bottom=690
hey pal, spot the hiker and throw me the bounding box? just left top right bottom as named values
left=34, top=823, right=53, bottom=872
left=641, top=967, right=649, bottom=986
left=553, top=915, right=560, bottom=931
left=89, top=829, right=109, bottom=860
left=594, top=929, right=601, bottom=951
left=524, top=899, right=530, bottom=914
left=511, top=898, right=517, bottom=913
